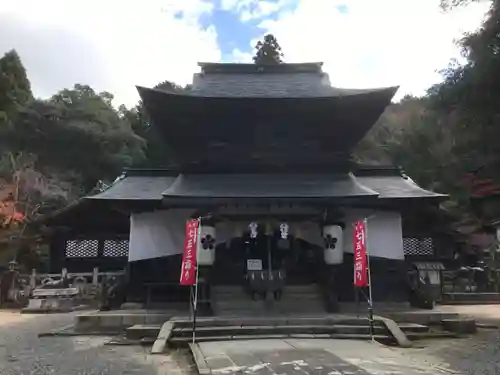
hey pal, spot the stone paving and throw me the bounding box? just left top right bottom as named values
left=197, top=339, right=463, bottom=375
left=0, top=310, right=196, bottom=375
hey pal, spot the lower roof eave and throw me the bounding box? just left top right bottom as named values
left=378, top=195, right=449, bottom=203
left=160, top=195, right=380, bottom=207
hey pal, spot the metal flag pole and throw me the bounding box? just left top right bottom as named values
left=192, top=217, right=201, bottom=344
left=364, top=217, right=374, bottom=342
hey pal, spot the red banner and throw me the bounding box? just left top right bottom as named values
left=353, top=220, right=368, bottom=287
left=180, top=219, right=199, bottom=285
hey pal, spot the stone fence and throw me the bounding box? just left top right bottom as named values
left=12, top=268, right=126, bottom=304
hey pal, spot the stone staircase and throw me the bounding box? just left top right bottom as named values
left=211, top=284, right=325, bottom=316
left=125, top=316, right=435, bottom=348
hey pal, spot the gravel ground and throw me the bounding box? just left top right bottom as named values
left=0, top=311, right=196, bottom=375
left=1, top=307, right=500, bottom=375
left=408, top=329, right=500, bottom=375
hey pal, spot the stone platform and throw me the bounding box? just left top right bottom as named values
left=75, top=309, right=182, bottom=332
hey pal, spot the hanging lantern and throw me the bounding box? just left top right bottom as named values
left=197, top=224, right=216, bottom=266
left=248, top=222, right=258, bottom=239
left=322, top=224, right=344, bottom=265
left=279, top=223, right=289, bottom=239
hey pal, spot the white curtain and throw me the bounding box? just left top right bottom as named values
left=343, top=209, right=404, bottom=260
left=128, top=209, right=194, bottom=261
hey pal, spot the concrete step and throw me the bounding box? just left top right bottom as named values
left=126, top=324, right=162, bottom=340
left=170, top=322, right=428, bottom=337
left=130, top=317, right=431, bottom=346
left=212, top=284, right=325, bottom=315
left=442, top=293, right=500, bottom=302
left=169, top=333, right=391, bottom=345
left=398, top=323, right=430, bottom=333
left=173, top=316, right=384, bottom=328
left=212, top=284, right=319, bottom=293
left=172, top=324, right=390, bottom=337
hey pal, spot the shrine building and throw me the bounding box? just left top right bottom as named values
left=41, top=62, right=449, bottom=314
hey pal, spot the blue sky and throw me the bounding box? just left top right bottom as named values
left=0, top=0, right=491, bottom=106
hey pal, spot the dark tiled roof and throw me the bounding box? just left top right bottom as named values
left=84, top=171, right=446, bottom=202
left=355, top=175, right=447, bottom=199
left=162, top=173, right=376, bottom=199
left=198, top=62, right=325, bottom=74
left=87, top=175, right=177, bottom=201
left=190, top=68, right=391, bottom=98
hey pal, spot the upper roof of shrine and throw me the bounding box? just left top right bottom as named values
left=185, top=62, right=393, bottom=98
left=137, top=62, right=398, bottom=172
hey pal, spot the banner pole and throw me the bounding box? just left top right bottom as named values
left=364, top=218, right=374, bottom=342
left=192, top=218, right=201, bottom=344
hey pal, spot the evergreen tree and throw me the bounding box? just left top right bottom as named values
left=0, top=50, right=32, bottom=121
left=253, top=34, right=284, bottom=64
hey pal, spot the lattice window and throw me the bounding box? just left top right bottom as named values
left=65, top=240, right=99, bottom=258
left=103, top=239, right=129, bottom=257
left=403, top=237, right=434, bottom=257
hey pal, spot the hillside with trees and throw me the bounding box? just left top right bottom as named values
left=357, top=0, right=500, bottom=213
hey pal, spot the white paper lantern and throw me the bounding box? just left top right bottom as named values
left=279, top=223, right=289, bottom=239
left=322, top=225, right=343, bottom=265
left=248, top=222, right=258, bottom=239
left=197, top=225, right=216, bottom=266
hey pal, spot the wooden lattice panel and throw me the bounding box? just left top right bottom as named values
left=103, top=240, right=129, bottom=257
left=65, top=240, right=99, bottom=258
left=403, top=237, right=434, bottom=257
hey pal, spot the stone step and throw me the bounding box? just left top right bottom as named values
left=169, top=333, right=391, bottom=345
left=214, top=300, right=324, bottom=306
left=442, top=292, right=500, bottom=302
left=172, top=324, right=391, bottom=337
left=126, top=324, right=162, bottom=340
left=212, top=284, right=319, bottom=293
left=172, top=316, right=384, bottom=328
left=398, top=322, right=430, bottom=333
left=173, top=323, right=427, bottom=337
left=212, top=284, right=325, bottom=316
left=128, top=321, right=429, bottom=342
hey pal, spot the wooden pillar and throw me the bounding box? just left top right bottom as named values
left=49, top=235, right=65, bottom=273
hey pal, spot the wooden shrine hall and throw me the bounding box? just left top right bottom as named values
left=41, top=62, right=449, bottom=314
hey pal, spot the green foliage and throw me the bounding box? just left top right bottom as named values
left=0, top=50, right=33, bottom=126
left=253, top=34, right=284, bottom=64
left=357, top=0, right=500, bottom=224
left=1, top=85, right=146, bottom=190
left=430, top=1, right=500, bottom=182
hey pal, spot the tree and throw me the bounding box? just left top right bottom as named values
left=1, top=85, right=146, bottom=191
left=429, top=1, right=500, bottom=184
left=119, top=79, right=193, bottom=168
left=0, top=50, right=32, bottom=125
left=253, top=34, right=284, bottom=64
